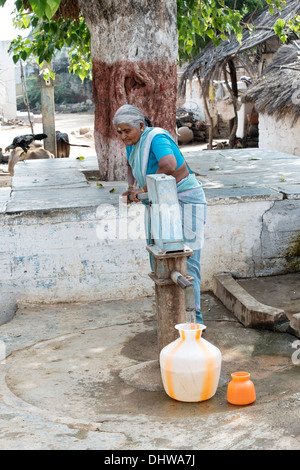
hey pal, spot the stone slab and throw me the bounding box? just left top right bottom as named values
left=0, top=188, right=11, bottom=213
left=199, top=148, right=300, bottom=161
left=13, top=155, right=99, bottom=176
left=213, top=273, right=289, bottom=330
left=5, top=183, right=128, bottom=213
left=12, top=170, right=88, bottom=190
left=270, top=183, right=300, bottom=199
left=203, top=186, right=283, bottom=204
left=183, top=149, right=300, bottom=185
left=202, top=172, right=299, bottom=187
left=289, top=313, right=300, bottom=338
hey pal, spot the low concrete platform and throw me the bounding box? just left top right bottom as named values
left=0, top=147, right=299, bottom=450
left=0, top=293, right=299, bottom=450
left=1, top=147, right=299, bottom=331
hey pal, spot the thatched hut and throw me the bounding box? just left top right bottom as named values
left=178, top=1, right=300, bottom=148
left=242, top=41, right=300, bottom=155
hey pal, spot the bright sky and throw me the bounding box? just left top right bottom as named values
left=0, top=0, right=24, bottom=41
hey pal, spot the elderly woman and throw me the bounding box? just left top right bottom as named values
left=113, top=104, right=206, bottom=323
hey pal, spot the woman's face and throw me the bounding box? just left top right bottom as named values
left=115, top=122, right=143, bottom=146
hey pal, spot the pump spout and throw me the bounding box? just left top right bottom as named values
left=170, top=271, right=193, bottom=289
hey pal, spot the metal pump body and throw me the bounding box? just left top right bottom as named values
left=145, top=174, right=195, bottom=352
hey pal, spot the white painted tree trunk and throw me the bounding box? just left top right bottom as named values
left=78, top=0, right=178, bottom=181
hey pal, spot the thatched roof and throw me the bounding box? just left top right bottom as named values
left=178, top=0, right=300, bottom=96
left=242, top=41, right=300, bottom=123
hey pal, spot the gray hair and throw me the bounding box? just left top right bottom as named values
left=113, top=105, right=150, bottom=129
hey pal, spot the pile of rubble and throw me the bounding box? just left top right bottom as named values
left=70, top=126, right=94, bottom=140
left=176, top=107, right=207, bottom=145
left=55, top=100, right=94, bottom=114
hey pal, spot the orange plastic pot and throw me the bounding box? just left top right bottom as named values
left=227, top=371, right=256, bottom=405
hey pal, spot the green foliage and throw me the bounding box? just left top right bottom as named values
left=177, top=0, right=289, bottom=63
left=28, top=0, right=61, bottom=19
left=9, top=4, right=91, bottom=82
left=17, top=76, right=41, bottom=109
left=3, top=0, right=299, bottom=79
left=177, top=0, right=244, bottom=63
left=17, top=73, right=92, bottom=111
left=225, top=1, right=263, bottom=15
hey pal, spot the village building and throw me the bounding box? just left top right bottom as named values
left=242, top=41, right=300, bottom=156
left=178, top=0, right=300, bottom=150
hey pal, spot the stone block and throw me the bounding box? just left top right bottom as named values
left=289, top=313, right=300, bottom=338
left=213, top=273, right=288, bottom=330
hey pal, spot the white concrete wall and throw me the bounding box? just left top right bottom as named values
left=181, top=78, right=252, bottom=138
left=182, top=77, right=206, bottom=122
left=1, top=191, right=299, bottom=324
left=259, top=113, right=300, bottom=156
left=0, top=40, right=17, bottom=120
left=0, top=205, right=152, bottom=324
left=201, top=198, right=273, bottom=291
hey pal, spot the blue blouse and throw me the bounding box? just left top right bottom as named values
left=126, top=133, right=185, bottom=175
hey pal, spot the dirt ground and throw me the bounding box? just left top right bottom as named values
left=0, top=113, right=96, bottom=186
left=0, top=112, right=214, bottom=187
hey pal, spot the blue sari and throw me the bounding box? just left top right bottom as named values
left=128, top=127, right=206, bottom=323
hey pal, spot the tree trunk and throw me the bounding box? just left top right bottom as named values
left=198, top=78, right=213, bottom=150
left=228, top=59, right=238, bottom=148
left=78, top=0, right=178, bottom=181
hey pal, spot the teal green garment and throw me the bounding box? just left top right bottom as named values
left=126, top=133, right=185, bottom=175
left=128, top=127, right=171, bottom=188
left=127, top=127, right=206, bottom=199
left=127, top=127, right=207, bottom=323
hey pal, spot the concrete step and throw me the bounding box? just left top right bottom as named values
left=212, top=273, right=300, bottom=337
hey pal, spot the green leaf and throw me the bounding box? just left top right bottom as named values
left=20, top=50, right=27, bottom=61
left=28, top=0, right=47, bottom=18
left=22, top=15, right=31, bottom=28
left=44, top=0, right=61, bottom=20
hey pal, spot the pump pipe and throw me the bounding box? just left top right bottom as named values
left=128, top=192, right=149, bottom=201
left=170, top=271, right=193, bottom=289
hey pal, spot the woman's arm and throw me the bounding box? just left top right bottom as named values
left=156, top=154, right=177, bottom=175
left=127, top=161, right=136, bottom=186
left=122, top=162, right=137, bottom=203
left=157, top=154, right=189, bottom=183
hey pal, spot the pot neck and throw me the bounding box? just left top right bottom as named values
left=231, top=372, right=250, bottom=381
left=175, top=323, right=206, bottom=340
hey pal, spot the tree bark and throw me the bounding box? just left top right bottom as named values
left=227, top=59, right=238, bottom=148
left=78, top=0, right=178, bottom=181
left=198, top=78, right=213, bottom=150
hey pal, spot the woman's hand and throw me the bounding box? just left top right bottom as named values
left=121, top=188, right=144, bottom=204
left=128, top=188, right=144, bottom=203
left=121, top=190, right=132, bottom=204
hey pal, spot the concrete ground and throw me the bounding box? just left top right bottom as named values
left=0, top=115, right=299, bottom=450
left=238, top=273, right=300, bottom=319
left=0, top=292, right=299, bottom=450
left=0, top=113, right=96, bottom=184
